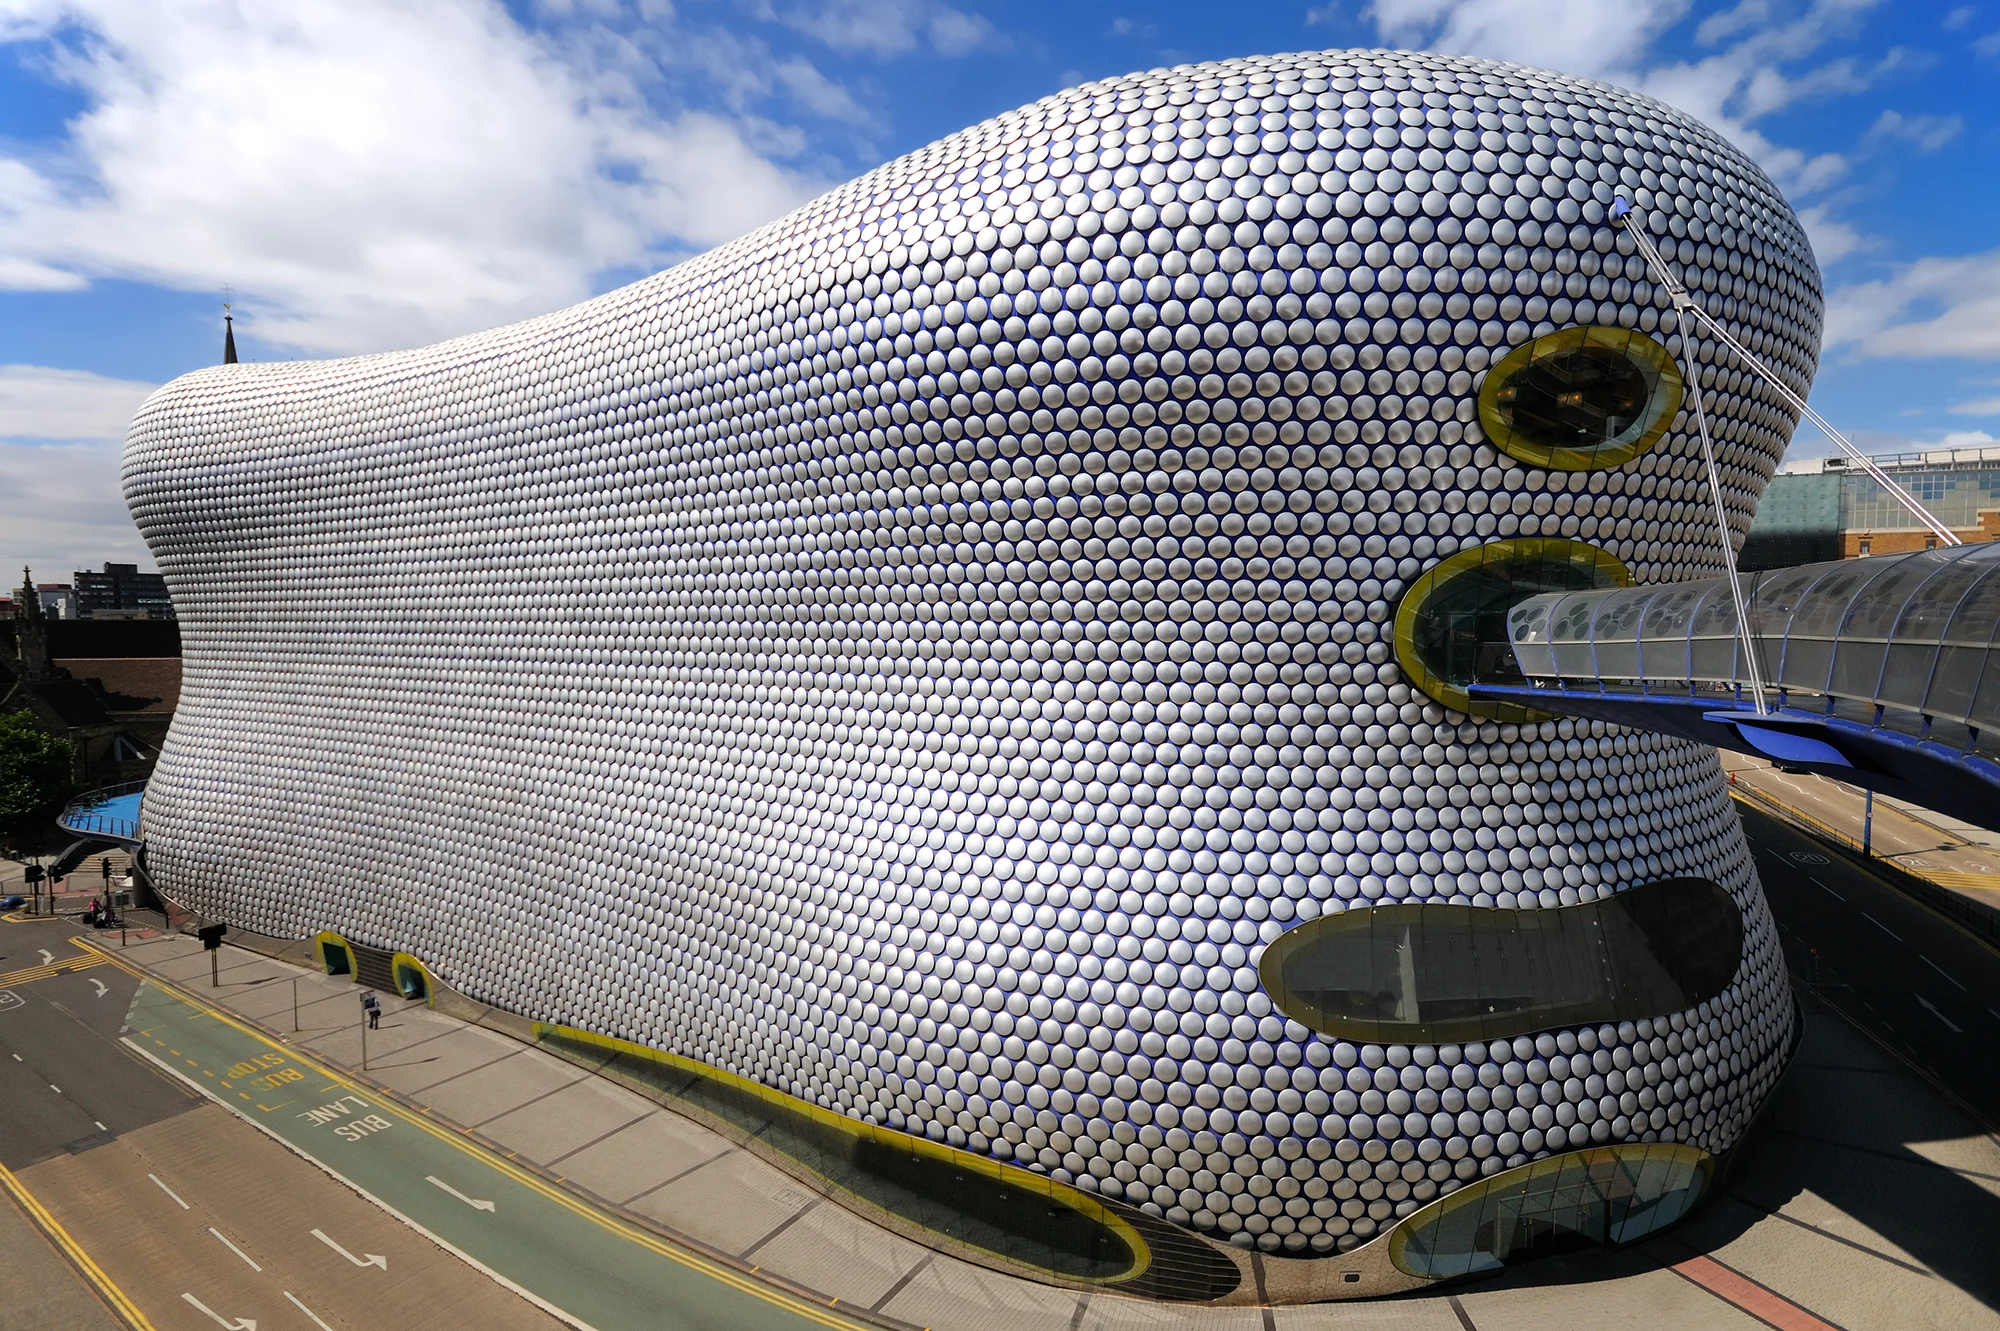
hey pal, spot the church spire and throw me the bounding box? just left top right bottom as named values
left=15, top=566, right=48, bottom=680
left=223, top=303, right=238, bottom=365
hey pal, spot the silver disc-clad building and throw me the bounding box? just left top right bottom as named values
left=125, top=47, right=1816, bottom=1301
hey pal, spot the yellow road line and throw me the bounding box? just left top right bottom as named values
left=0, top=1156, right=159, bottom=1331
left=79, top=940, right=874, bottom=1331
left=0, top=953, right=108, bottom=989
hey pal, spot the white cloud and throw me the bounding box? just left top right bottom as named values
left=1949, top=396, right=2000, bottom=416
left=1796, top=204, right=1869, bottom=266
left=0, top=365, right=162, bottom=576
left=1305, top=4, right=1342, bottom=26
left=0, top=0, right=824, bottom=355
left=1826, top=250, right=2000, bottom=359
left=1866, top=109, right=1963, bottom=152
left=1367, top=0, right=1933, bottom=281
left=1367, top=0, right=1691, bottom=77
left=0, top=364, right=158, bottom=440
left=768, top=0, right=996, bottom=58
left=0, top=436, right=156, bottom=577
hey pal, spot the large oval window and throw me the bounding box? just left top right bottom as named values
left=1393, top=538, right=1630, bottom=720
left=1258, top=877, right=1743, bottom=1045
left=1478, top=326, right=1684, bottom=471
left=1388, top=1143, right=1713, bottom=1279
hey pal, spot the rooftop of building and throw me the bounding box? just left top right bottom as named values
left=1779, top=444, right=2000, bottom=475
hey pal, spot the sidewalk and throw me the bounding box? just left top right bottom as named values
left=102, top=929, right=2000, bottom=1331
left=110, top=930, right=1292, bottom=1331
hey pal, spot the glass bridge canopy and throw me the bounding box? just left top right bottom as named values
left=1504, top=544, right=2000, bottom=748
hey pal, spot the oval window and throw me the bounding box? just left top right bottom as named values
left=1388, top=1143, right=1713, bottom=1279
left=1258, top=876, right=1743, bottom=1045
left=1479, top=326, right=1684, bottom=471
left=1393, top=538, right=1630, bottom=720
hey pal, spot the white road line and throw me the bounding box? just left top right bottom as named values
left=312, top=1226, right=388, bottom=1269
left=123, top=1037, right=600, bottom=1331
left=285, top=1291, right=336, bottom=1331
left=1860, top=912, right=1902, bottom=942
left=1916, top=995, right=1962, bottom=1034
left=149, top=1173, right=190, bottom=1209
left=208, top=1225, right=263, bottom=1271
left=1808, top=877, right=1844, bottom=901
left=426, top=1175, right=496, bottom=1212
left=180, top=1292, right=255, bottom=1330
left=93, top=1120, right=107, bottom=1131
left=49, top=1083, right=60, bottom=1093
left=1921, top=956, right=1966, bottom=990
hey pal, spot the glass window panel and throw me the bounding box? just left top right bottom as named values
left=1260, top=879, right=1742, bottom=1045
left=1890, top=550, right=1995, bottom=644
left=1687, top=632, right=1740, bottom=684
left=1775, top=637, right=1835, bottom=695
left=1840, top=550, right=1958, bottom=639
left=1390, top=1144, right=1715, bottom=1279
left=1965, top=633, right=2000, bottom=738
left=1397, top=539, right=1630, bottom=715
left=1925, top=646, right=1986, bottom=727
left=1593, top=635, right=1641, bottom=680
left=1878, top=642, right=1944, bottom=711
left=1743, top=563, right=1831, bottom=638
left=528, top=1025, right=1221, bottom=1290
left=1786, top=562, right=1885, bottom=640
left=1940, top=562, right=2000, bottom=649
left=1638, top=584, right=1704, bottom=642
left=1827, top=639, right=1890, bottom=701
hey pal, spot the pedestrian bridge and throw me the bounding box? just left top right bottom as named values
left=1465, top=544, right=2000, bottom=834
left=58, top=780, right=146, bottom=847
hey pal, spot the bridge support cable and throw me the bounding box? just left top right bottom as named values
left=1611, top=197, right=1959, bottom=548
left=1612, top=199, right=1771, bottom=714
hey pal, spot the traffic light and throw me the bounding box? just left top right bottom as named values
left=23, top=865, right=43, bottom=884
left=198, top=923, right=227, bottom=951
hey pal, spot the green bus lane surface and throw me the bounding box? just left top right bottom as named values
left=119, top=977, right=868, bottom=1331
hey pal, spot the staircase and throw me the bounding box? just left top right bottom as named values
left=350, top=942, right=397, bottom=993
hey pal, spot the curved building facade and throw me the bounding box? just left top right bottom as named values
left=126, top=48, right=1815, bottom=1299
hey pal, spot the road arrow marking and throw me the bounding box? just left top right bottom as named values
left=181, top=1292, right=256, bottom=1330
left=1916, top=994, right=1962, bottom=1033
left=38, top=949, right=54, bottom=966
left=89, top=977, right=108, bottom=998
left=426, top=1174, right=496, bottom=1211
left=284, top=1292, right=335, bottom=1331
left=209, top=1226, right=262, bottom=1270
left=312, top=1227, right=388, bottom=1269
left=148, top=1173, right=189, bottom=1208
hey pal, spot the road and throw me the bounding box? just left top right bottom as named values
left=4, top=805, right=1998, bottom=1331
left=0, top=915, right=877, bottom=1331
left=1737, top=800, right=2000, bottom=1129
left=0, top=916, right=581, bottom=1331
left=1724, top=752, right=2000, bottom=907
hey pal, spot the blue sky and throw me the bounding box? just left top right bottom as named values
left=2, top=0, right=1997, bottom=576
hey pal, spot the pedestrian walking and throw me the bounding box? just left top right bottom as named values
left=361, top=989, right=381, bottom=1030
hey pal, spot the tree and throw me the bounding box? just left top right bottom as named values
left=0, top=709, right=73, bottom=855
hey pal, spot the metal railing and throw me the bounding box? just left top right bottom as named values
left=57, top=780, right=147, bottom=843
